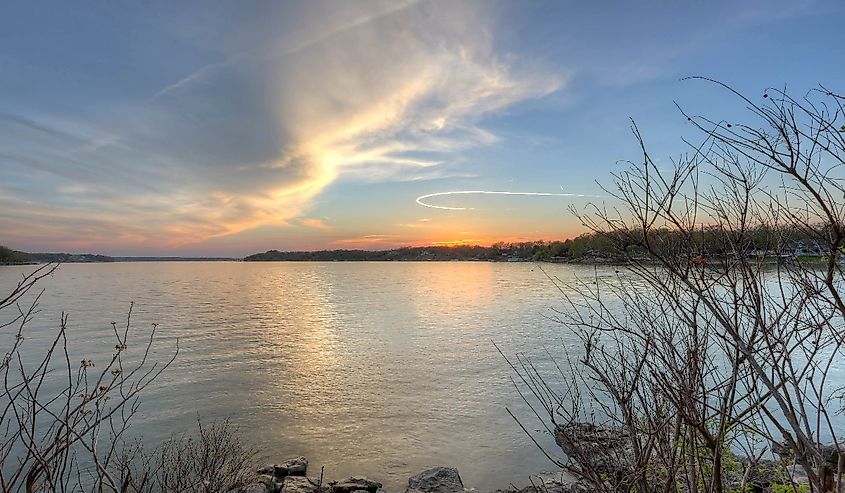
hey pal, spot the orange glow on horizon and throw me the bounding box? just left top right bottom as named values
left=429, top=239, right=482, bottom=247
left=330, top=229, right=584, bottom=250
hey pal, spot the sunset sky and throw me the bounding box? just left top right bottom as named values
left=2, top=0, right=843, bottom=256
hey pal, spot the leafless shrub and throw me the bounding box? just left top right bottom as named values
left=506, top=81, right=845, bottom=493
left=0, top=264, right=178, bottom=492
left=118, top=417, right=257, bottom=493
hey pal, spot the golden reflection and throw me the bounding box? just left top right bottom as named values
left=407, top=262, right=498, bottom=324
left=250, top=265, right=340, bottom=380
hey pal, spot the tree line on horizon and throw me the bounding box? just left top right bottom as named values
left=243, top=224, right=838, bottom=263
left=0, top=245, right=114, bottom=264
left=4, top=222, right=837, bottom=266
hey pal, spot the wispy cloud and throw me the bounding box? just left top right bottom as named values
left=330, top=234, right=398, bottom=248
left=300, top=218, right=330, bottom=230
left=395, top=222, right=434, bottom=229
left=149, top=60, right=231, bottom=102
left=242, top=2, right=562, bottom=239
left=0, top=1, right=562, bottom=253
left=150, top=2, right=422, bottom=103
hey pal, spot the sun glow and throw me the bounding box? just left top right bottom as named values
left=430, top=239, right=482, bottom=247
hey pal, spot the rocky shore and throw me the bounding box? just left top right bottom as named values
left=241, top=458, right=579, bottom=493
left=239, top=422, right=840, bottom=493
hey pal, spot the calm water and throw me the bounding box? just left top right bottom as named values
left=0, top=261, right=603, bottom=491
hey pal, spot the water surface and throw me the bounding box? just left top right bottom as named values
left=0, top=261, right=599, bottom=491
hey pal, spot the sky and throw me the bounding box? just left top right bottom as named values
left=1, top=0, right=843, bottom=257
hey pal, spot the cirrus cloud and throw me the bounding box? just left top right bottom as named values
left=0, top=1, right=563, bottom=254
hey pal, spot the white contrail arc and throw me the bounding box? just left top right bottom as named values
left=415, top=190, right=598, bottom=210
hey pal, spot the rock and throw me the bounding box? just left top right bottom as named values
left=772, top=442, right=845, bottom=491
left=282, top=476, right=319, bottom=493
left=773, top=441, right=845, bottom=467
left=820, top=443, right=845, bottom=466
left=407, top=467, right=464, bottom=493
left=280, top=456, right=309, bottom=477
left=489, top=478, right=589, bottom=493
left=330, top=477, right=383, bottom=493
left=554, top=423, right=633, bottom=475
left=243, top=483, right=270, bottom=493
left=547, top=483, right=589, bottom=493
left=257, top=474, right=282, bottom=493
left=258, top=457, right=309, bottom=480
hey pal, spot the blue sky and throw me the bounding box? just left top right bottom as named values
left=1, top=0, right=843, bottom=256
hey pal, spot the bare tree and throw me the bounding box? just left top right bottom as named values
left=0, top=264, right=178, bottom=492
left=506, top=80, right=845, bottom=493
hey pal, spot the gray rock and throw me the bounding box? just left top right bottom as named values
left=489, top=479, right=587, bottom=493
left=257, top=474, right=281, bottom=493
left=554, top=423, right=633, bottom=475
left=282, top=476, right=319, bottom=493
left=259, top=457, right=309, bottom=479
left=407, top=467, right=464, bottom=493
left=330, top=477, right=383, bottom=493
left=243, top=483, right=270, bottom=493
left=280, top=456, right=309, bottom=477
left=539, top=482, right=588, bottom=493
left=773, top=441, right=845, bottom=467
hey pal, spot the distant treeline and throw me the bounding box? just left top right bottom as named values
left=0, top=245, right=33, bottom=264
left=244, top=245, right=507, bottom=262
left=4, top=224, right=836, bottom=266
left=246, top=225, right=838, bottom=263
left=1, top=245, right=247, bottom=264
left=244, top=237, right=618, bottom=262
left=0, top=246, right=115, bottom=264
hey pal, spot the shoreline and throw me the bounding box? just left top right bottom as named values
left=245, top=459, right=577, bottom=493
left=3, top=256, right=835, bottom=266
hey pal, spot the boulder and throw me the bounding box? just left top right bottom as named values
left=330, top=477, right=383, bottom=493
left=282, top=476, right=319, bottom=493
left=280, top=456, right=309, bottom=477
left=257, top=474, right=282, bottom=493
left=519, top=482, right=588, bottom=493
left=773, top=441, right=845, bottom=467
left=258, top=457, right=309, bottom=480
left=554, top=423, right=633, bottom=475
left=243, top=483, right=270, bottom=493
left=407, top=467, right=464, bottom=493
left=773, top=442, right=845, bottom=491
left=546, top=483, right=589, bottom=493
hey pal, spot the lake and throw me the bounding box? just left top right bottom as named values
left=0, top=261, right=605, bottom=491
